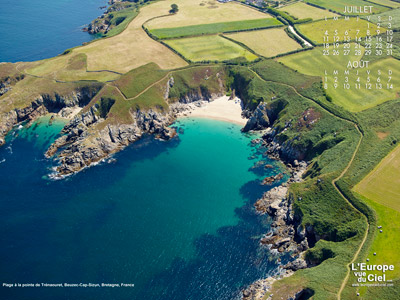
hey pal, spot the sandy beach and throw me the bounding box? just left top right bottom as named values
left=179, top=96, right=247, bottom=126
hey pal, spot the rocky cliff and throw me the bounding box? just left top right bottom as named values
left=45, top=76, right=225, bottom=177
left=0, top=86, right=101, bottom=146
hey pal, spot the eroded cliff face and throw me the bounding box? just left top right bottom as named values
left=45, top=106, right=178, bottom=176
left=44, top=76, right=225, bottom=177
left=0, top=87, right=101, bottom=146
left=0, top=74, right=25, bottom=97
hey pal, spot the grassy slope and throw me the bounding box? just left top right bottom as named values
left=0, top=72, right=103, bottom=114
left=354, top=145, right=400, bottom=212
left=335, top=98, right=400, bottom=299
left=82, top=65, right=226, bottom=131
left=230, top=60, right=366, bottom=299
left=225, top=28, right=301, bottom=58
left=149, top=18, right=283, bottom=39
left=25, top=53, right=120, bottom=82
left=247, top=58, right=400, bottom=300
left=113, top=63, right=167, bottom=99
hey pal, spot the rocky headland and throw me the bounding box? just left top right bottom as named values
left=0, top=86, right=101, bottom=147
left=43, top=76, right=225, bottom=177
left=83, top=0, right=135, bottom=35
left=239, top=102, right=318, bottom=300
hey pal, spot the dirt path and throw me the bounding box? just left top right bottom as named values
left=249, top=67, right=369, bottom=300
left=335, top=125, right=368, bottom=300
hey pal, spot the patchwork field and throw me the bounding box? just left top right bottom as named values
left=148, top=18, right=283, bottom=39
left=367, top=0, right=400, bottom=8
left=296, top=18, right=385, bottom=44
left=145, top=0, right=271, bottom=29
left=279, top=2, right=339, bottom=20
left=366, top=8, right=400, bottom=29
left=306, top=0, right=389, bottom=15
left=68, top=0, right=277, bottom=73
left=354, top=145, right=400, bottom=212
left=225, top=28, right=301, bottom=57
left=278, top=45, right=400, bottom=111
left=25, top=54, right=120, bottom=82
left=165, top=35, right=258, bottom=62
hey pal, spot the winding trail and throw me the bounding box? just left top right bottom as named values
left=109, top=72, right=172, bottom=101
left=248, top=67, right=369, bottom=299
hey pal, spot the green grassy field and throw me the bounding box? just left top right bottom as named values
left=358, top=194, right=400, bottom=279
left=24, top=53, right=120, bottom=82
left=148, top=18, right=283, bottom=39
left=279, top=2, right=339, bottom=20
left=225, top=28, right=301, bottom=57
left=296, top=18, right=384, bottom=44
left=365, top=8, right=400, bottom=29
left=354, top=145, right=400, bottom=212
left=306, top=0, right=389, bottom=15
left=113, top=63, right=167, bottom=99
left=145, top=0, right=271, bottom=29
left=165, top=35, right=258, bottom=62
left=278, top=45, right=400, bottom=112
left=367, top=0, right=400, bottom=8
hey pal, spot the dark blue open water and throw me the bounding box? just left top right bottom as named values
left=0, top=0, right=106, bottom=63
left=0, top=117, right=288, bottom=299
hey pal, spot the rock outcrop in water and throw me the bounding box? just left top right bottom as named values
left=46, top=106, right=178, bottom=176
left=241, top=102, right=323, bottom=300
left=0, top=86, right=101, bottom=147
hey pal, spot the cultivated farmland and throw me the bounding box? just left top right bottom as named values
left=279, top=2, right=339, bottom=20
left=165, top=35, right=258, bottom=62
left=145, top=0, right=272, bottom=29
left=366, top=8, right=400, bottom=29
left=148, top=18, right=283, bottom=39
left=367, top=0, right=400, bottom=8
left=25, top=54, right=120, bottom=82
left=278, top=45, right=400, bottom=111
left=297, top=18, right=385, bottom=44
left=225, top=28, right=302, bottom=57
left=306, top=0, right=389, bottom=15
left=354, top=145, right=400, bottom=212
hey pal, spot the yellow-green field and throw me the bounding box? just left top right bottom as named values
left=306, top=0, right=389, bottom=14
left=279, top=2, right=339, bottom=20
left=73, top=0, right=189, bottom=73
left=297, top=18, right=384, bottom=44
left=25, top=54, right=119, bottom=82
left=351, top=192, right=400, bottom=297
left=225, top=28, right=301, bottom=57
left=278, top=45, right=400, bottom=112
left=145, top=0, right=271, bottom=30
left=354, top=145, right=400, bottom=212
left=367, top=0, right=400, bottom=8
left=165, top=35, right=258, bottom=62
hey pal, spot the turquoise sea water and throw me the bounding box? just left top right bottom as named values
left=0, top=116, right=288, bottom=299
left=0, top=0, right=106, bottom=63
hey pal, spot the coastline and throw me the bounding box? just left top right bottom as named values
left=176, top=95, right=247, bottom=126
